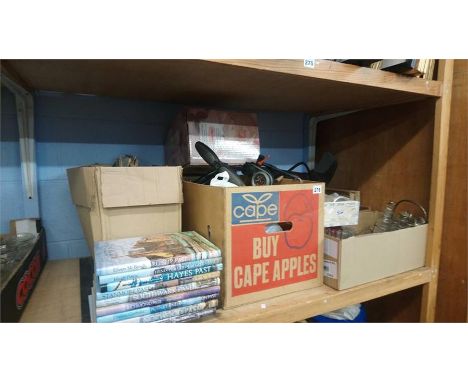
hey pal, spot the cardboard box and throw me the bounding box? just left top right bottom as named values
left=1, top=227, right=48, bottom=322
left=165, top=108, right=260, bottom=166
left=324, top=188, right=360, bottom=227
left=323, top=210, right=427, bottom=290
left=182, top=180, right=324, bottom=308
left=67, top=166, right=183, bottom=254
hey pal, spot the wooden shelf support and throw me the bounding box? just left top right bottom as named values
left=420, top=59, right=455, bottom=322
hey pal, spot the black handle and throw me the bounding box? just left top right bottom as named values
left=195, top=141, right=246, bottom=186
left=195, top=141, right=221, bottom=168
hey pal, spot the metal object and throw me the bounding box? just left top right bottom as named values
left=373, top=201, right=397, bottom=233
left=373, top=199, right=428, bottom=233
left=242, top=162, right=273, bottom=186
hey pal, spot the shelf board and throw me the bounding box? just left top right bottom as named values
left=1, top=59, right=442, bottom=115
left=203, top=267, right=433, bottom=323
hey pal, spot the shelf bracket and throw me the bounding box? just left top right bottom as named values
left=1, top=74, right=40, bottom=217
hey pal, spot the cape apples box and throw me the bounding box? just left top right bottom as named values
left=67, top=166, right=183, bottom=255
left=182, top=180, right=324, bottom=309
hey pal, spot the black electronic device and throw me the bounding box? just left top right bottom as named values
left=193, top=141, right=337, bottom=186
left=194, top=141, right=246, bottom=186
left=242, top=162, right=274, bottom=186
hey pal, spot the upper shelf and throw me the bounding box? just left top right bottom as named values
left=1, top=59, right=442, bottom=115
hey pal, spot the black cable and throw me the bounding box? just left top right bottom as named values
left=287, top=162, right=311, bottom=175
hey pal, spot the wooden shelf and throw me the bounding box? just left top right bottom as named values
left=203, top=267, right=433, bottom=323
left=2, top=59, right=442, bottom=115
left=22, top=259, right=432, bottom=323
left=0, top=59, right=453, bottom=322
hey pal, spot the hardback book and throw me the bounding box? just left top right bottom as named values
left=97, top=293, right=220, bottom=323
left=96, top=285, right=221, bottom=317
left=96, top=277, right=220, bottom=308
left=155, top=307, right=216, bottom=323
left=118, top=300, right=219, bottom=323
left=97, top=256, right=222, bottom=285
left=99, top=263, right=223, bottom=293
left=95, top=271, right=221, bottom=301
left=94, top=231, right=221, bottom=276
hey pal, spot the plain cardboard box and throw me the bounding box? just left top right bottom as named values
left=67, top=166, right=183, bottom=255
left=323, top=210, right=427, bottom=290
left=183, top=180, right=324, bottom=309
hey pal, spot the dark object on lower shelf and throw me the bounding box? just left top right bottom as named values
left=79, top=256, right=94, bottom=323
left=306, top=306, right=367, bottom=323
left=0, top=228, right=48, bottom=322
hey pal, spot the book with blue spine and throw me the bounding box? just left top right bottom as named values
left=96, top=277, right=220, bottom=308
left=97, top=293, right=219, bottom=323
left=96, top=285, right=220, bottom=317
left=95, top=271, right=221, bottom=301
left=95, top=231, right=221, bottom=276
left=119, top=300, right=219, bottom=323
left=98, top=256, right=222, bottom=285
left=99, top=263, right=223, bottom=293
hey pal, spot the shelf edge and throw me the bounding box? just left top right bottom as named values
left=205, top=59, right=443, bottom=98
left=205, top=267, right=433, bottom=323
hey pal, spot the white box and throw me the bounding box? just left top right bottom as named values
left=324, top=188, right=360, bottom=227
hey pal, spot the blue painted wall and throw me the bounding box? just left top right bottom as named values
left=0, top=87, right=25, bottom=234
left=2, top=90, right=307, bottom=260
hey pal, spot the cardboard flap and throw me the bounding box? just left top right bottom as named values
left=99, top=167, right=183, bottom=208
left=67, top=167, right=98, bottom=208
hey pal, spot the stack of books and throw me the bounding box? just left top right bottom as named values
left=89, top=231, right=222, bottom=323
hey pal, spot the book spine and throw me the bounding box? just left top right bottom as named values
left=119, top=300, right=219, bottom=323
left=155, top=307, right=216, bottom=323
left=96, top=285, right=221, bottom=317
left=99, top=263, right=223, bottom=293
left=95, top=271, right=221, bottom=300
left=96, top=247, right=221, bottom=276
left=96, top=277, right=220, bottom=308
left=98, top=257, right=222, bottom=285
left=97, top=293, right=219, bottom=323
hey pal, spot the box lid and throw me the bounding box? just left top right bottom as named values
left=98, top=167, right=183, bottom=208
left=67, top=166, right=183, bottom=208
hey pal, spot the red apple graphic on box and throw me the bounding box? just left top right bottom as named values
left=282, top=191, right=314, bottom=249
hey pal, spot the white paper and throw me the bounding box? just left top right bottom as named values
left=324, top=238, right=338, bottom=259
left=324, top=259, right=338, bottom=279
